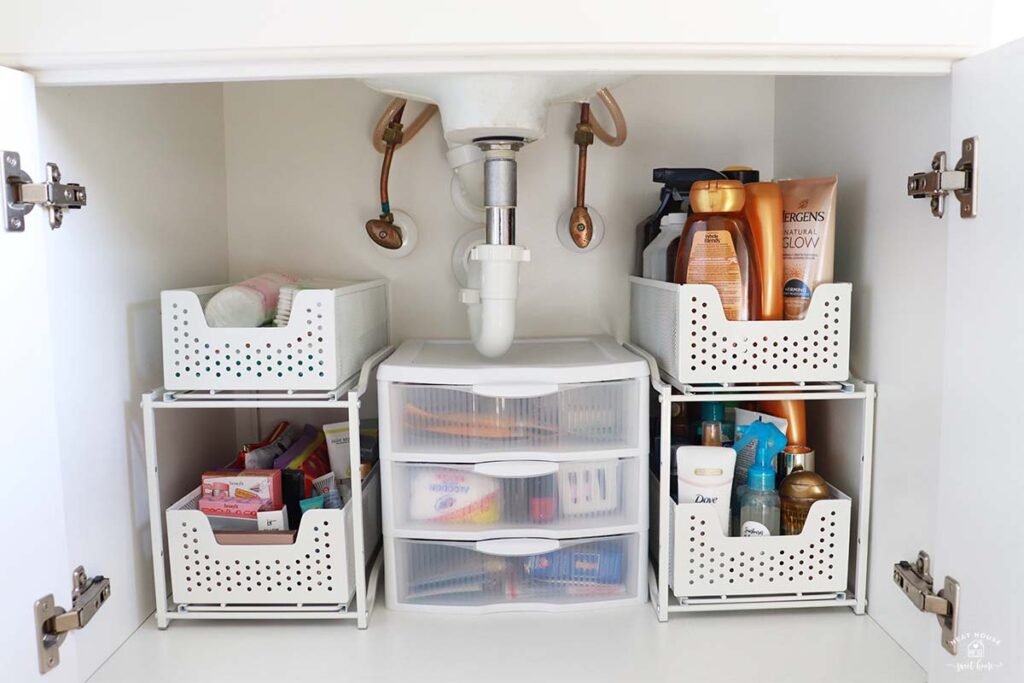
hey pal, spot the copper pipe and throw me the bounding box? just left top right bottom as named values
left=575, top=103, right=590, bottom=208
left=379, top=135, right=398, bottom=210
left=570, top=103, right=596, bottom=249
left=371, top=98, right=438, bottom=154
left=366, top=105, right=406, bottom=250
left=379, top=103, right=404, bottom=213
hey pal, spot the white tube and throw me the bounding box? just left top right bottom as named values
left=466, top=297, right=516, bottom=358
left=460, top=244, right=530, bottom=357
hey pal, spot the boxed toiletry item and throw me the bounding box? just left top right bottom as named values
left=557, top=461, right=619, bottom=516
left=408, top=467, right=501, bottom=523
left=257, top=507, right=288, bottom=531
left=323, top=419, right=382, bottom=481
left=524, top=542, right=624, bottom=584
left=198, top=496, right=263, bottom=521
left=200, top=469, right=283, bottom=511
left=676, top=446, right=735, bottom=534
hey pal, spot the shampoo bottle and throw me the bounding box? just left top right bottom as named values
left=674, top=180, right=761, bottom=321
left=732, top=421, right=787, bottom=537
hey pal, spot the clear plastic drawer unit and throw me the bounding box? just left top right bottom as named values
left=378, top=337, right=650, bottom=613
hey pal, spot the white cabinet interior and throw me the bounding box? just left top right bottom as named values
left=14, top=56, right=1020, bottom=680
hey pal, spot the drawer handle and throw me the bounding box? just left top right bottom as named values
left=475, top=538, right=561, bottom=556
left=471, top=383, right=560, bottom=398
left=473, top=461, right=560, bottom=478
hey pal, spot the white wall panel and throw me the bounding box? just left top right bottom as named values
left=774, top=75, right=950, bottom=668
left=223, top=76, right=774, bottom=343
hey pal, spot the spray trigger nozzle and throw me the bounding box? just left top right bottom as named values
left=732, top=420, right=788, bottom=491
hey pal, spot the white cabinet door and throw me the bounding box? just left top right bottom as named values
left=0, top=67, right=79, bottom=681
left=928, top=38, right=1024, bottom=681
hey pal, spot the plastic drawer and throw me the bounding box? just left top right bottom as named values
left=671, top=486, right=851, bottom=599
left=630, top=277, right=851, bottom=384
left=384, top=458, right=644, bottom=538
left=381, top=378, right=645, bottom=461
left=166, top=466, right=381, bottom=606
left=386, top=533, right=643, bottom=612
left=162, top=279, right=388, bottom=391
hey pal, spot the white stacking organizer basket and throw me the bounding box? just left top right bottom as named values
left=671, top=486, right=851, bottom=599
left=629, top=277, right=851, bottom=384
left=161, top=279, right=388, bottom=391
left=143, top=346, right=394, bottom=629
left=378, top=336, right=650, bottom=613
left=623, top=340, right=876, bottom=621
left=166, top=468, right=381, bottom=606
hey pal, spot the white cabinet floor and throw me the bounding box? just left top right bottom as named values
left=90, top=605, right=924, bottom=682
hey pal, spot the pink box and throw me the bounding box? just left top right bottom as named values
left=199, top=496, right=263, bottom=519
left=201, top=469, right=282, bottom=510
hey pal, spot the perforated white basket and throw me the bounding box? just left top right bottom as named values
left=166, top=466, right=381, bottom=607
left=629, top=277, right=851, bottom=384
left=671, top=486, right=851, bottom=599
left=161, top=279, right=388, bottom=391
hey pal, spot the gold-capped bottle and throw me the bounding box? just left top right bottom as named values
left=780, top=469, right=830, bottom=535
left=673, top=180, right=761, bottom=321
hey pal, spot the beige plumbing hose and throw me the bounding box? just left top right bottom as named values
left=590, top=88, right=626, bottom=147
left=372, top=98, right=438, bottom=153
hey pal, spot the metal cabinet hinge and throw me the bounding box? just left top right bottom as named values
left=893, top=551, right=960, bottom=655
left=3, top=150, right=87, bottom=231
left=34, top=566, right=111, bottom=675
left=907, top=137, right=977, bottom=219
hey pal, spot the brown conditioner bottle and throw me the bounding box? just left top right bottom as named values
left=674, top=180, right=761, bottom=321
